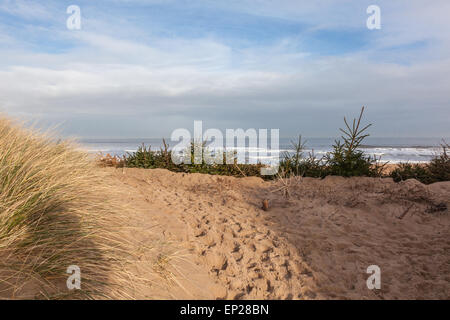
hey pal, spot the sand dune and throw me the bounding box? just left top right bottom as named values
left=106, top=168, right=450, bottom=300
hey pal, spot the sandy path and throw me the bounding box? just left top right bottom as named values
left=106, top=168, right=450, bottom=300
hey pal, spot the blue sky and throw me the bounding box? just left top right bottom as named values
left=0, top=0, right=449, bottom=138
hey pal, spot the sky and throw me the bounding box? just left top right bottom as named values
left=0, top=0, right=449, bottom=138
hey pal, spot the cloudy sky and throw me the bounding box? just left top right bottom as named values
left=0, top=0, right=449, bottom=138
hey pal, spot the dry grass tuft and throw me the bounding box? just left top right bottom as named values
left=0, top=116, right=169, bottom=299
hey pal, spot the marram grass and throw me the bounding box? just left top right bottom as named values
left=0, top=116, right=162, bottom=299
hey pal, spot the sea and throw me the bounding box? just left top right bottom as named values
left=79, top=137, right=448, bottom=164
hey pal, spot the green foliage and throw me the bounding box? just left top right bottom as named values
left=391, top=141, right=450, bottom=184
left=124, top=140, right=266, bottom=178
left=279, top=107, right=384, bottom=178
left=124, top=141, right=172, bottom=170
left=324, top=107, right=383, bottom=177
left=390, top=163, right=430, bottom=183
left=279, top=136, right=327, bottom=178
left=119, top=108, right=449, bottom=183
left=427, top=141, right=450, bottom=182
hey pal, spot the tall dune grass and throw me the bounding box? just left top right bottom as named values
left=0, top=116, right=160, bottom=299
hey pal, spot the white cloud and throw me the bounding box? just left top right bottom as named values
left=0, top=0, right=55, bottom=21
left=0, top=0, right=449, bottom=137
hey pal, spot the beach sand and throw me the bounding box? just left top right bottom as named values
left=105, top=168, right=450, bottom=300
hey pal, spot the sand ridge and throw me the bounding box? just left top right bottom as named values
left=107, top=168, right=450, bottom=300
